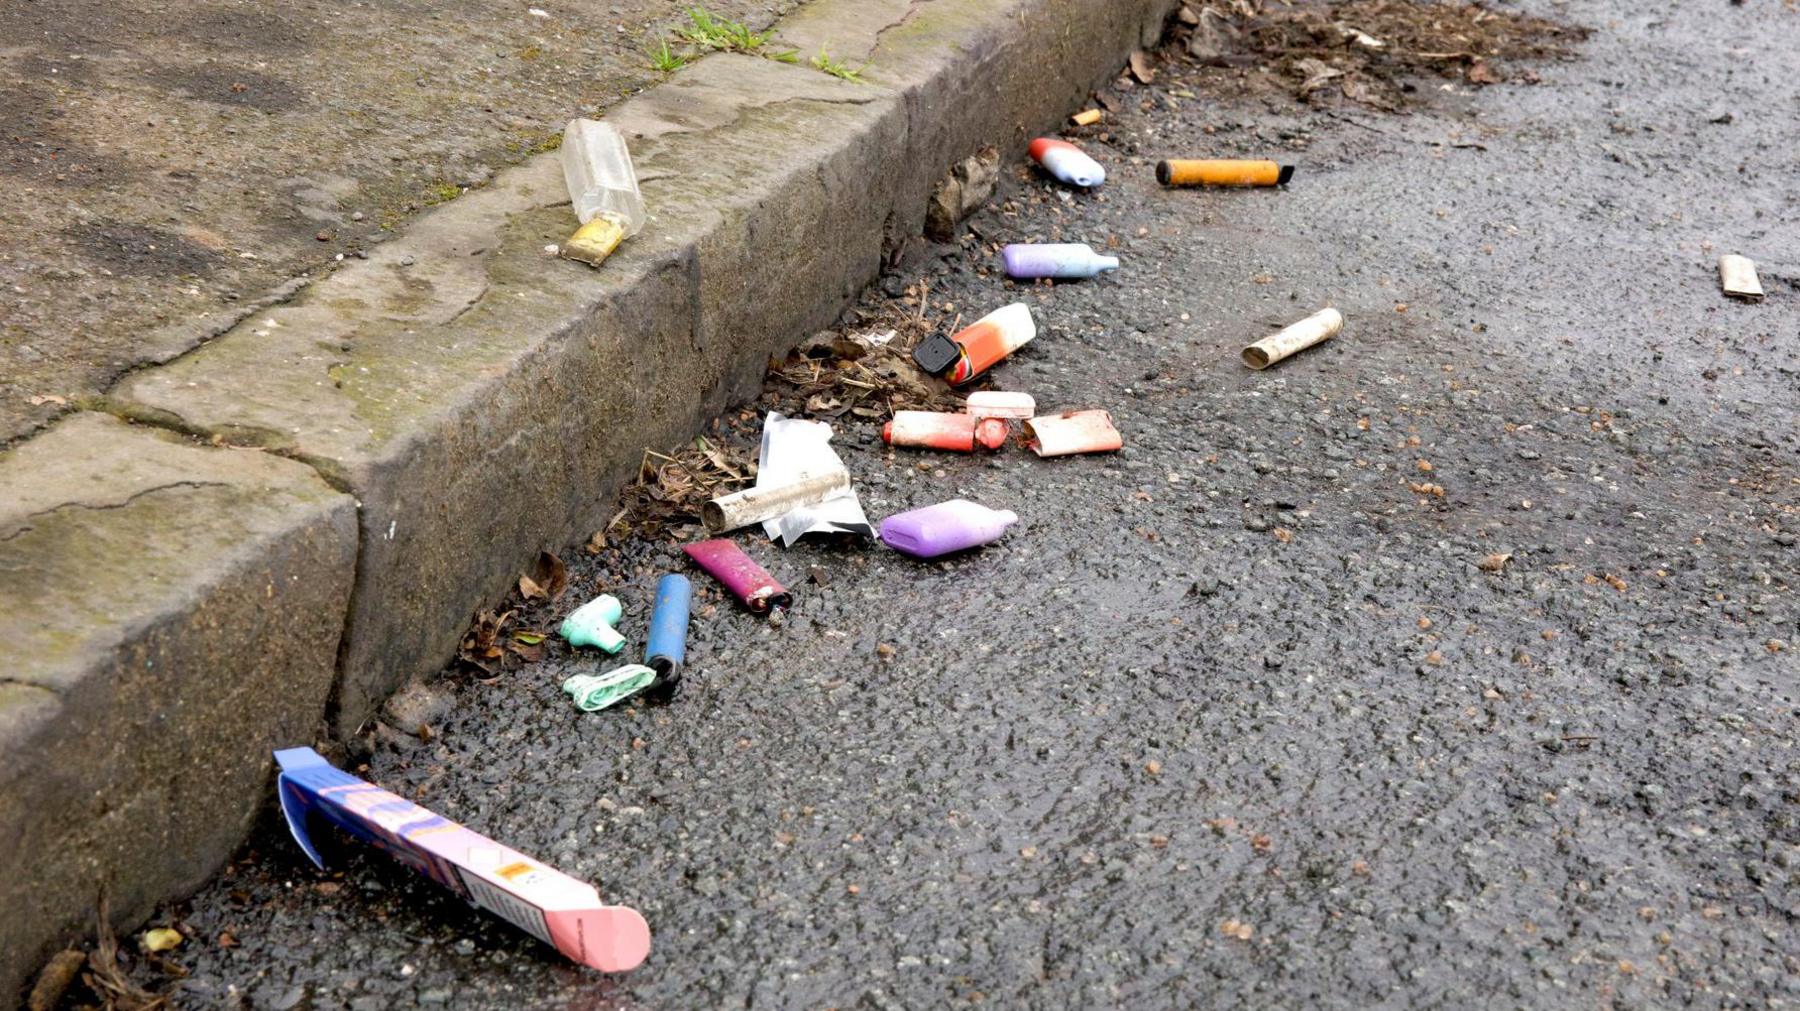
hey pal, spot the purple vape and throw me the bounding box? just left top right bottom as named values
left=1001, top=243, right=1120, bottom=280
left=879, top=499, right=1019, bottom=559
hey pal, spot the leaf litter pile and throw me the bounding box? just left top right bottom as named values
left=766, top=278, right=966, bottom=421
left=1174, top=0, right=1585, bottom=111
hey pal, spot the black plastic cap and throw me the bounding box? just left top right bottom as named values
left=1277, top=164, right=1296, bottom=186
left=1155, top=160, right=1173, bottom=185
left=911, top=332, right=963, bottom=375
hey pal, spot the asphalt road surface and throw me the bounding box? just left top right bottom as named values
left=115, top=1, right=1797, bottom=1007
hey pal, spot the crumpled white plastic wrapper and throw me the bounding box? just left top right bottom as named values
left=758, top=412, right=872, bottom=546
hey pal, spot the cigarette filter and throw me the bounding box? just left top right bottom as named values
left=1156, top=159, right=1294, bottom=187
left=965, top=390, right=1037, bottom=420
left=682, top=538, right=791, bottom=613
left=884, top=411, right=1007, bottom=451
left=1241, top=307, right=1342, bottom=370
left=1024, top=409, right=1124, bottom=457
left=702, top=469, right=850, bottom=533
left=274, top=747, right=651, bottom=972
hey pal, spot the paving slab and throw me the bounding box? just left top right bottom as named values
left=0, top=0, right=801, bottom=444
left=0, top=414, right=357, bottom=1000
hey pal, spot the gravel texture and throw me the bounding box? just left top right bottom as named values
left=96, top=1, right=1798, bottom=1007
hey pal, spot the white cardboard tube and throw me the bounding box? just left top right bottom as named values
left=1242, top=307, right=1343, bottom=370
left=703, top=469, right=850, bottom=532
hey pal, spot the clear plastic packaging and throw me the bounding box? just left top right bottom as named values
left=559, top=118, right=646, bottom=235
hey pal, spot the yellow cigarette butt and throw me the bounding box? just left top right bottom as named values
left=1157, top=159, right=1293, bottom=187
left=1070, top=109, right=1103, bottom=127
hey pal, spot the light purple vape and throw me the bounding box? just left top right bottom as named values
left=878, top=499, right=1019, bottom=559
left=1001, top=243, right=1120, bottom=280
left=683, top=539, right=792, bottom=613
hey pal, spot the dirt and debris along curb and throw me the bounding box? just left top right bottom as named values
left=0, top=0, right=1177, bottom=1000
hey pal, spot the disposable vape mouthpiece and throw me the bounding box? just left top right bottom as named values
left=560, top=594, right=625, bottom=653
left=1001, top=243, right=1120, bottom=280
left=1029, top=138, right=1106, bottom=188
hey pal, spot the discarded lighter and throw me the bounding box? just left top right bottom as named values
left=683, top=539, right=792, bottom=613
left=563, top=665, right=657, bottom=711
left=274, top=747, right=651, bottom=972
left=911, top=302, right=1037, bottom=386
left=1024, top=409, right=1123, bottom=457
left=1156, top=159, right=1294, bottom=188
left=1719, top=254, right=1764, bottom=301
left=645, top=573, right=691, bottom=682
left=560, top=594, right=625, bottom=653
left=1001, top=243, right=1120, bottom=280
left=880, top=499, right=1019, bottom=558
left=1242, top=307, right=1343, bottom=370
left=702, top=469, right=851, bottom=533
left=884, top=411, right=1008, bottom=451
left=1029, top=137, right=1106, bottom=188
left=965, top=390, right=1036, bottom=420
left=559, top=119, right=647, bottom=267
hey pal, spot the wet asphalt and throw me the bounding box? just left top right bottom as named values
left=125, top=1, right=1797, bottom=1008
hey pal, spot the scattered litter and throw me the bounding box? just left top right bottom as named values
left=912, top=302, right=1037, bottom=385
left=754, top=412, right=873, bottom=544
left=613, top=436, right=755, bottom=539
left=1718, top=254, right=1764, bottom=301
left=1070, top=109, right=1104, bottom=127
left=560, top=594, right=625, bottom=653
left=1477, top=552, right=1513, bottom=573
left=273, top=747, right=650, bottom=972
left=645, top=574, right=692, bottom=684
left=703, top=469, right=850, bottom=533
left=559, top=119, right=646, bottom=267
left=884, top=410, right=1008, bottom=451
left=1024, top=409, right=1123, bottom=457
left=1242, top=307, right=1343, bottom=370
left=1157, top=159, right=1294, bottom=188
left=1001, top=242, right=1120, bottom=279
left=140, top=928, right=182, bottom=953
left=880, top=499, right=1018, bottom=558
left=772, top=318, right=963, bottom=419
left=563, top=665, right=657, bottom=711
left=683, top=539, right=792, bottom=613
left=965, top=390, right=1036, bottom=420
left=1028, top=137, right=1106, bottom=188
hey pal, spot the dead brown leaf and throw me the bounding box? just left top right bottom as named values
left=458, top=608, right=516, bottom=673
left=517, top=551, right=567, bottom=603
left=1477, top=552, right=1512, bottom=573
left=1466, top=59, right=1502, bottom=84
left=84, top=895, right=172, bottom=1011
left=1129, top=50, right=1156, bottom=83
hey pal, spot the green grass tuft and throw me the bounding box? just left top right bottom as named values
left=811, top=47, right=866, bottom=83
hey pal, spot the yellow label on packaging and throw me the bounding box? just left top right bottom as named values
left=562, top=217, right=625, bottom=266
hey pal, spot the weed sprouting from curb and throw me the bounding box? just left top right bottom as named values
left=648, top=39, right=689, bottom=73
left=675, top=8, right=797, bottom=62
left=811, top=47, right=867, bottom=84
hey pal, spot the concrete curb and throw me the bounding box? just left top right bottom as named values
left=2, top=0, right=1173, bottom=997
